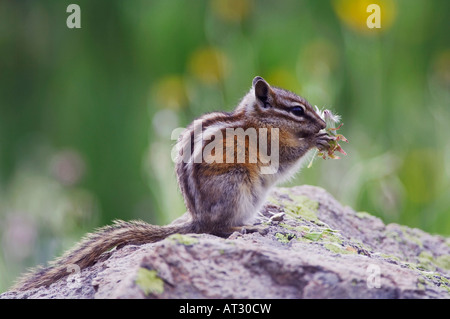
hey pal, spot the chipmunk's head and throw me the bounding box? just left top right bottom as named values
left=239, top=76, right=326, bottom=137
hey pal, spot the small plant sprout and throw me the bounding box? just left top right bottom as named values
left=308, top=107, right=348, bottom=168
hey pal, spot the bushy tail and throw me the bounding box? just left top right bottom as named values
left=12, top=220, right=194, bottom=291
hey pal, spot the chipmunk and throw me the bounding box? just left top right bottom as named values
left=12, top=76, right=331, bottom=291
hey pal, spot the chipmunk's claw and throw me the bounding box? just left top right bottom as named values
left=229, top=224, right=269, bottom=236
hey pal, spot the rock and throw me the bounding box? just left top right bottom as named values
left=1, top=186, right=449, bottom=299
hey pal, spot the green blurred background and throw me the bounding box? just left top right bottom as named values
left=1, top=0, right=449, bottom=291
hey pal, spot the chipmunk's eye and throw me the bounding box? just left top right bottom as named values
left=290, top=106, right=305, bottom=117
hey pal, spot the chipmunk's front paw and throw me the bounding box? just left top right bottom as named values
left=314, top=131, right=335, bottom=151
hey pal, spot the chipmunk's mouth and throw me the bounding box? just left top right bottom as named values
left=297, top=127, right=322, bottom=139
left=297, top=131, right=315, bottom=139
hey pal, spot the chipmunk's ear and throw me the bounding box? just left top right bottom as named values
left=252, top=76, right=271, bottom=108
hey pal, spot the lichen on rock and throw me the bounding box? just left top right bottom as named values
left=135, top=268, right=164, bottom=296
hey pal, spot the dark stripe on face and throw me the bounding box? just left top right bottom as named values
left=267, top=108, right=305, bottom=123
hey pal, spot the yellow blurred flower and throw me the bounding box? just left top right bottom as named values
left=210, top=0, right=252, bottom=23
left=188, top=47, right=229, bottom=84
left=332, top=0, right=396, bottom=33
left=152, top=75, right=187, bottom=110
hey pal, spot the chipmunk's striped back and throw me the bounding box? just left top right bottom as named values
left=175, top=76, right=326, bottom=235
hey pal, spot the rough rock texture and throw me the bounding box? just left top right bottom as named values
left=1, top=186, right=449, bottom=299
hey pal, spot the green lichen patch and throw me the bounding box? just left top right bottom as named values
left=279, top=222, right=342, bottom=243
left=303, top=232, right=323, bottom=241
left=279, top=220, right=347, bottom=249
left=278, top=221, right=358, bottom=257
left=272, top=193, right=371, bottom=257
left=378, top=253, right=401, bottom=263
left=388, top=225, right=426, bottom=249
left=418, top=270, right=450, bottom=294
left=135, top=268, right=164, bottom=296
left=356, top=211, right=372, bottom=219
left=391, top=257, right=450, bottom=294
left=414, top=250, right=450, bottom=273
left=323, top=243, right=357, bottom=255
left=286, top=196, right=319, bottom=222
left=417, top=251, right=436, bottom=272
left=304, top=228, right=343, bottom=244
left=268, top=191, right=319, bottom=222
left=275, top=232, right=296, bottom=244
left=168, top=233, right=198, bottom=246
left=435, top=255, right=450, bottom=271
left=279, top=223, right=310, bottom=233
left=417, top=276, right=427, bottom=291
left=400, top=227, right=424, bottom=248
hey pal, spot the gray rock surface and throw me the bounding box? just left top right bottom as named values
left=1, top=185, right=449, bottom=299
